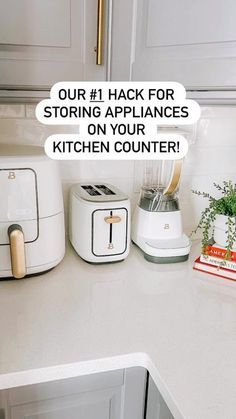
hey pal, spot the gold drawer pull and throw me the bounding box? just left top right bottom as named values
left=104, top=216, right=121, bottom=224
left=8, top=224, right=26, bottom=279
left=96, top=0, right=105, bottom=65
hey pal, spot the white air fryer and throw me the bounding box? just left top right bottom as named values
left=0, top=145, right=65, bottom=279
left=69, top=183, right=130, bottom=263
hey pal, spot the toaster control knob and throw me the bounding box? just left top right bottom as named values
left=8, top=224, right=26, bottom=279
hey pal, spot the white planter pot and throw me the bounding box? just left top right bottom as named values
left=213, top=214, right=236, bottom=249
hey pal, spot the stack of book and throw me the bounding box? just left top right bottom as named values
left=193, top=242, right=236, bottom=281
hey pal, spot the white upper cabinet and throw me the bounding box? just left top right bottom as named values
left=0, top=0, right=107, bottom=94
left=0, top=0, right=71, bottom=48
left=110, top=0, right=236, bottom=89
left=146, top=0, right=236, bottom=47
left=2, top=0, right=235, bottom=92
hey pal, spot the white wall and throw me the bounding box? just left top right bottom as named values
left=179, top=106, right=236, bottom=235
left=0, top=104, right=236, bottom=236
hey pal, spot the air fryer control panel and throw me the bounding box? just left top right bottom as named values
left=0, top=168, right=38, bottom=244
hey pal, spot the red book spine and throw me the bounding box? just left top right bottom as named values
left=204, top=245, right=236, bottom=261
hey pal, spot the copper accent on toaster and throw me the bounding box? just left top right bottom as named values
left=8, top=224, right=26, bottom=279
left=104, top=215, right=121, bottom=224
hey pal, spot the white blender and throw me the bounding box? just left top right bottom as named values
left=132, top=159, right=190, bottom=263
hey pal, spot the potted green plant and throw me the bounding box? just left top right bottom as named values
left=192, top=181, right=236, bottom=257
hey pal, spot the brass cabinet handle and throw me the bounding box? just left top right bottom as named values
left=8, top=224, right=26, bottom=279
left=96, top=0, right=105, bottom=65
left=104, top=215, right=121, bottom=224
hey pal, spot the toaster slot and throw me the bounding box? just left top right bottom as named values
left=94, top=185, right=116, bottom=195
left=81, top=185, right=101, bottom=196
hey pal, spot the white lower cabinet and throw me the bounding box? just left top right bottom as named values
left=0, top=368, right=147, bottom=419
left=10, top=391, right=120, bottom=419
left=146, top=375, right=173, bottom=419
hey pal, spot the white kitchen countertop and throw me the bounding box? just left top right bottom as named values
left=0, top=241, right=236, bottom=419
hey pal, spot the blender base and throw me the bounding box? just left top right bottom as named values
left=144, top=253, right=189, bottom=264
left=132, top=206, right=191, bottom=264
left=132, top=232, right=191, bottom=264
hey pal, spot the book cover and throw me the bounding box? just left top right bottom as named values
left=204, top=244, right=236, bottom=261
left=200, top=254, right=236, bottom=271
left=193, top=257, right=236, bottom=281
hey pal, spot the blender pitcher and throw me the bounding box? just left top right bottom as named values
left=132, top=159, right=190, bottom=263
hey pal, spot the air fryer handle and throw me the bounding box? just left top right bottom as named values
left=8, top=224, right=26, bottom=279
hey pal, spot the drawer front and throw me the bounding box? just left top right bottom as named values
left=8, top=370, right=124, bottom=405
left=10, top=389, right=122, bottom=419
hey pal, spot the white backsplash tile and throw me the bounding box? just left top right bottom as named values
left=183, top=145, right=236, bottom=176
left=0, top=119, right=45, bottom=145
left=0, top=103, right=236, bottom=235
left=59, top=160, right=134, bottom=181
left=0, top=104, right=25, bottom=118
left=197, top=120, right=236, bottom=147
left=0, top=119, right=79, bottom=146
left=200, top=106, right=236, bottom=119
left=25, top=104, right=37, bottom=119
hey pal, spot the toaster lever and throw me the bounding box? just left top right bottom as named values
left=104, top=215, right=121, bottom=224
left=8, top=224, right=26, bottom=279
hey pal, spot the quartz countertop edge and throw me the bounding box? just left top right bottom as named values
left=0, top=353, right=183, bottom=419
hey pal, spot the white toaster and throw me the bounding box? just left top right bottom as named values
left=69, top=183, right=130, bottom=263
left=0, top=145, right=65, bottom=279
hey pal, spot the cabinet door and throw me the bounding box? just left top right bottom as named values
left=111, top=0, right=236, bottom=89
left=0, top=0, right=106, bottom=91
left=2, top=368, right=147, bottom=419
left=10, top=389, right=122, bottom=419
left=146, top=376, right=173, bottom=419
